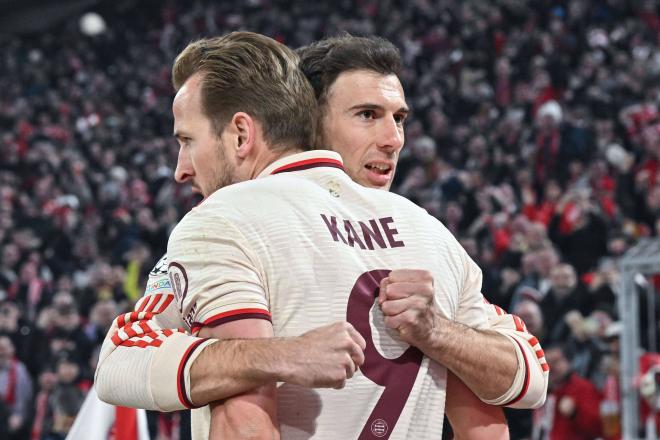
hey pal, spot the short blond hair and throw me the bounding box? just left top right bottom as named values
left=173, top=32, right=317, bottom=151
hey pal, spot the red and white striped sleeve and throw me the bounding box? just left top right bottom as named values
left=95, top=255, right=216, bottom=412
left=480, top=301, right=549, bottom=409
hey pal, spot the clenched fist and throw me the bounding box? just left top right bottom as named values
left=284, top=322, right=366, bottom=389
left=378, top=269, right=441, bottom=350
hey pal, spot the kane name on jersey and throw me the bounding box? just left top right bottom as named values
left=321, top=214, right=405, bottom=249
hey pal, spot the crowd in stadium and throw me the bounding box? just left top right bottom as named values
left=1, top=0, right=659, bottom=438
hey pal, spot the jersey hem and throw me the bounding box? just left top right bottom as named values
left=190, top=308, right=272, bottom=334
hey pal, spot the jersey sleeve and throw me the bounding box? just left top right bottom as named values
left=95, top=255, right=216, bottom=412
left=166, top=209, right=271, bottom=335
left=480, top=302, right=549, bottom=409
left=453, top=251, right=489, bottom=329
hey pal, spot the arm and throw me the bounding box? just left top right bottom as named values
left=95, top=257, right=365, bottom=411
left=483, top=303, right=549, bottom=408
left=379, top=269, right=548, bottom=407
left=445, top=371, right=509, bottom=440
left=189, top=321, right=365, bottom=404
left=198, top=320, right=279, bottom=440
left=379, top=269, right=518, bottom=401
left=94, top=289, right=216, bottom=411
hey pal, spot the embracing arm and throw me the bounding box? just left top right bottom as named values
left=95, top=294, right=365, bottom=411
left=95, top=255, right=365, bottom=412
left=379, top=270, right=548, bottom=408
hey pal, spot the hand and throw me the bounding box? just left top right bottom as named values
left=378, top=269, right=440, bottom=349
left=285, top=322, right=366, bottom=389
left=558, top=396, right=576, bottom=417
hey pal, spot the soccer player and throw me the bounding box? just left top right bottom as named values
left=296, top=34, right=549, bottom=423
left=95, top=32, right=547, bottom=438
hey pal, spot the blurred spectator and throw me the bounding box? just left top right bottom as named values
left=31, top=367, right=57, bottom=440
left=541, top=264, right=590, bottom=345
left=534, top=344, right=603, bottom=440
left=40, top=355, right=85, bottom=440
left=514, top=299, right=545, bottom=343
left=0, top=334, right=33, bottom=440
left=82, top=299, right=118, bottom=348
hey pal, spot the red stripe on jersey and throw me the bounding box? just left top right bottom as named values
left=155, top=295, right=174, bottom=314
left=146, top=294, right=163, bottom=313
left=117, top=314, right=127, bottom=328
left=177, top=339, right=209, bottom=409
left=137, top=298, right=149, bottom=313
left=493, top=305, right=504, bottom=316
left=513, top=315, right=525, bottom=333
left=123, top=312, right=142, bottom=328
left=141, top=295, right=156, bottom=313
left=503, top=338, right=531, bottom=406
left=111, top=332, right=123, bottom=346
left=541, top=363, right=550, bottom=372
left=191, top=308, right=272, bottom=333
left=271, top=158, right=344, bottom=175
left=120, top=338, right=162, bottom=349
left=139, top=321, right=152, bottom=334
left=536, top=349, right=545, bottom=359
left=124, top=325, right=139, bottom=339
left=529, top=336, right=539, bottom=347
left=116, top=329, right=181, bottom=348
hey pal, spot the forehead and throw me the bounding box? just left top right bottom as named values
left=325, top=69, right=406, bottom=111
left=172, top=74, right=204, bottom=124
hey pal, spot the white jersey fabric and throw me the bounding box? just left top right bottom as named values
left=167, top=150, right=489, bottom=439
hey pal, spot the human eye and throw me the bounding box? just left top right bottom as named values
left=178, top=136, right=192, bottom=148
left=357, top=109, right=376, bottom=120
left=394, top=113, right=408, bottom=125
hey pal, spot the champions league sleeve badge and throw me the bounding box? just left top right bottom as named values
left=150, top=254, right=169, bottom=276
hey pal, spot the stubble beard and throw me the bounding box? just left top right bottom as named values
left=204, top=138, right=238, bottom=196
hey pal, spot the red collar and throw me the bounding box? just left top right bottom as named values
left=258, top=151, right=345, bottom=178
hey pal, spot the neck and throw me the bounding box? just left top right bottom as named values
left=249, top=147, right=304, bottom=179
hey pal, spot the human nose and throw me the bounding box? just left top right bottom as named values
left=377, top=116, right=404, bottom=152
left=174, top=147, right=194, bottom=183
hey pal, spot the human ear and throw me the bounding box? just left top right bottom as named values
left=231, top=112, right=255, bottom=159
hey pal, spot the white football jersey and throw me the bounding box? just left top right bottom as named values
left=168, top=150, right=489, bottom=439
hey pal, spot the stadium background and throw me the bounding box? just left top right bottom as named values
left=1, top=0, right=659, bottom=438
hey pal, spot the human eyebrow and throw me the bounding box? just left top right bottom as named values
left=347, top=103, right=385, bottom=113
left=396, top=107, right=411, bottom=118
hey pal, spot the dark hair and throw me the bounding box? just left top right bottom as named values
left=296, top=33, right=402, bottom=108
left=172, top=32, right=317, bottom=151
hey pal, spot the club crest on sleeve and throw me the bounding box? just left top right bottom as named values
left=168, top=261, right=188, bottom=312
left=150, top=254, right=169, bottom=276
